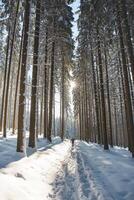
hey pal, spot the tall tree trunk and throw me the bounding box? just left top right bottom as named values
left=17, top=0, right=30, bottom=152
left=97, top=28, right=109, bottom=150
left=84, top=75, right=89, bottom=142
left=90, top=43, right=101, bottom=143
left=8, top=69, right=14, bottom=130
left=104, top=46, right=113, bottom=147
left=29, top=0, right=41, bottom=148
left=117, top=54, right=126, bottom=147
left=79, top=101, right=82, bottom=140
left=12, top=27, right=23, bottom=134
left=40, top=86, right=44, bottom=135
left=44, top=30, right=48, bottom=138
left=118, top=48, right=128, bottom=147
left=48, top=41, right=55, bottom=142
left=119, top=0, right=134, bottom=81
left=0, top=27, right=10, bottom=132
left=60, top=54, right=65, bottom=141
left=3, top=0, right=20, bottom=138
left=36, top=98, right=39, bottom=139
left=53, top=87, right=56, bottom=137
left=96, top=57, right=103, bottom=144
left=116, top=3, right=134, bottom=156
left=114, top=97, right=118, bottom=145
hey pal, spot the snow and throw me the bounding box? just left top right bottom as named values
left=0, top=134, right=134, bottom=200
left=0, top=134, right=71, bottom=200
left=76, top=142, right=134, bottom=200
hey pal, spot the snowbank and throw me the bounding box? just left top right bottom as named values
left=0, top=134, right=71, bottom=200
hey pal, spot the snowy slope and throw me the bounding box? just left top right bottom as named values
left=0, top=134, right=71, bottom=200
left=0, top=135, right=134, bottom=200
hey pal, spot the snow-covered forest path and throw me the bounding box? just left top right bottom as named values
left=49, top=141, right=134, bottom=200
left=0, top=135, right=134, bottom=200
left=50, top=147, right=78, bottom=200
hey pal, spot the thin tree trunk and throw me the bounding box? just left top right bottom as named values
left=117, top=55, right=126, bottom=147
left=79, top=101, right=82, bottom=140
left=48, top=41, right=55, bottom=142
left=0, top=27, right=10, bottom=132
left=90, top=43, right=101, bottom=143
left=114, top=98, right=118, bottom=146
left=44, top=30, right=48, bottom=138
left=8, top=69, right=14, bottom=130
left=12, top=27, right=23, bottom=134
left=97, top=28, right=109, bottom=150
left=104, top=46, right=113, bottom=147
left=53, top=87, right=55, bottom=137
left=40, top=86, right=43, bottom=135
left=61, top=54, right=65, bottom=141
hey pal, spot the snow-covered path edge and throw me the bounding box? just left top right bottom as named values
left=77, top=141, right=134, bottom=200
left=50, top=143, right=108, bottom=200
left=0, top=138, right=71, bottom=200
left=1, top=137, right=134, bottom=200
left=51, top=141, right=134, bottom=200
left=76, top=146, right=113, bottom=200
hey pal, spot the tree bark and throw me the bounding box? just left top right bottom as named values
left=104, top=46, right=113, bottom=147
left=29, top=0, right=41, bottom=148
left=3, top=0, right=20, bottom=137
left=119, top=0, right=134, bottom=81
left=0, top=27, right=10, bottom=132
left=17, top=0, right=30, bottom=152
left=116, top=3, right=134, bottom=156
left=12, top=27, right=23, bottom=134
left=97, top=28, right=109, bottom=150
left=60, top=54, right=65, bottom=141
left=90, top=43, right=101, bottom=143
left=44, top=30, right=48, bottom=138
left=47, top=41, right=55, bottom=142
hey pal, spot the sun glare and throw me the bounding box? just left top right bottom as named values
left=70, top=81, right=76, bottom=89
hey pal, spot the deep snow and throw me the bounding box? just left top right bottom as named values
left=0, top=134, right=134, bottom=200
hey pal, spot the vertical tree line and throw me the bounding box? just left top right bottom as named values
left=73, top=0, right=134, bottom=156
left=1, top=0, right=133, bottom=157
left=0, top=0, right=74, bottom=153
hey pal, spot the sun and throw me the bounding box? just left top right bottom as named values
left=70, top=81, right=76, bottom=89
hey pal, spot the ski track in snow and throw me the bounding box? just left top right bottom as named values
left=49, top=141, right=134, bottom=200
left=50, top=147, right=79, bottom=200
left=76, top=142, right=134, bottom=200
left=76, top=151, right=105, bottom=200
left=1, top=135, right=134, bottom=200
left=50, top=144, right=111, bottom=200
left=76, top=147, right=114, bottom=200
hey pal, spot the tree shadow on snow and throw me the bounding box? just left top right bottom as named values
left=0, top=136, right=62, bottom=169
left=0, top=137, right=24, bottom=169
left=38, top=140, right=62, bottom=152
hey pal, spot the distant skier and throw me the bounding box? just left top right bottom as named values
left=71, top=138, right=75, bottom=147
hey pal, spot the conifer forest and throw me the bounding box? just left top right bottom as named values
left=0, top=0, right=134, bottom=200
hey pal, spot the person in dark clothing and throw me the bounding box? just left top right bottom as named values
left=71, top=138, right=75, bottom=147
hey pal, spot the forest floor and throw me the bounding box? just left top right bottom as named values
left=0, top=133, right=134, bottom=200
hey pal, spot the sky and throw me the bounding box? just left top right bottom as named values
left=71, top=0, right=80, bottom=40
